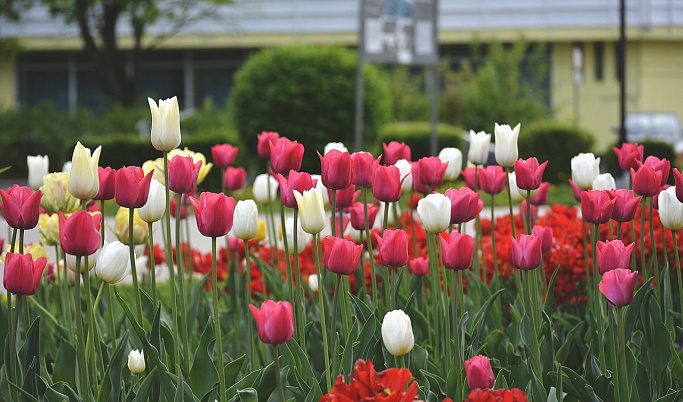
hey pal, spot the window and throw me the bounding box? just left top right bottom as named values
left=594, top=42, right=604, bottom=81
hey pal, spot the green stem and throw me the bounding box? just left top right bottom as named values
left=9, top=294, right=21, bottom=401
left=313, top=234, right=332, bottom=392
left=640, top=197, right=647, bottom=277
left=128, top=208, right=144, bottom=324
left=211, top=237, right=227, bottom=402
left=74, top=257, right=91, bottom=398
left=526, top=189, right=532, bottom=235
left=162, top=151, right=181, bottom=375
left=609, top=307, right=620, bottom=402
left=330, top=274, right=342, bottom=380
left=83, top=269, right=98, bottom=389
left=175, top=192, right=190, bottom=371
left=362, top=191, right=378, bottom=307
left=650, top=201, right=663, bottom=319
left=244, top=238, right=258, bottom=370
left=147, top=222, right=157, bottom=308
left=425, top=233, right=440, bottom=358
left=280, top=201, right=293, bottom=302
left=452, top=271, right=464, bottom=401
left=673, top=230, right=683, bottom=330
left=107, top=285, right=117, bottom=342
left=292, top=211, right=306, bottom=349
left=505, top=168, right=516, bottom=239
left=617, top=307, right=630, bottom=402
left=591, top=223, right=607, bottom=372
left=273, top=344, right=286, bottom=402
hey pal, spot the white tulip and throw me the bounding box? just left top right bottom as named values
left=253, top=173, right=279, bottom=204
left=62, top=162, right=72, bottom=173
left=467, top=130, right=491, bottom=166
left=324, top=142, right=348, bottom=155
left=66, top=247, right=100, bottom=273
left=68, top=141, right=101, bottom=200
left=659, top=186, right=683, bottom=230
left=95, top=241, right=131, bottom=285
left=394, top=159, right=413, bottom=194
left=233, top=200, right=259, bottom=240
left=283, top=217, right=311, bottom=254
left=138, top=179, right=166, bottom=223
left=438, top=147, right=463, bottom=181
left=592, top=173, right=616, bottom=191
left=27, top=155, right=49, bottom=190
left=508, top=172, right=524, bottom=202
left=311, top=174, right=330, bottom=204
left=381, top=309, right=414, bottom=357
left=417, top=193, right=451, bottom=234
left=293, top=188, right=326, bottom=235
left=149, top=97, right=181, bottom=152
left=128, top=349, right=146, bottom=374
left=571, top=153, right=601, bottom=190
left=308, top=274, right=319, bottom=292
left=494, top=122, right=521, bottom=168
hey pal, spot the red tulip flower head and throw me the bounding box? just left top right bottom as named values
left=581, top=190, right=616, bottom=225
left=190, top=192, right=236, bottom=237
left=59, top=210, right=101, bottom=256
left=372, top=165, right=404, bottom=203
left=0, top=185, right=42, bottom=230
left=674, top=168, right=683, bottom=203
left=270, top=137, right=304, bottom=176
left=478, top=165, right=507, bottom=195
left=351, top=151, right=380, bottom=187
left=348, top=202, right=379, bottom=231
left=329, top=184, right=359, bottom=209
left=94, top=167, right=116, bottom=201
left=613, top=142, right=644, bottom=171
left=599, top=268, right=638, bottom=307
left=249, top=300, right=294, bottom=344
left=257, top=131, right=280, bottom=159
left=514, top=157, right=548, bottom=191
left=4, top=252, right=47, bottom=295
left=417, top=156, right=448, bottom=188
left=383, top=141, right=411, bottom=165
left=170, top=196, right=188, bottom=219
left=409, top=257, right=429, bottom=276
left=596, top=240, right=635, bottom=275
left=631, top=165, right=661, bottom=197
left=223, top=166, right=247, bottom=191
left=643, top=155, right=670, bottom=186
left=277, top=170, right=316, bottom=209
left=608, top=189, right=641, bottom=222
left=323, top=236, right=363, bottom=276
left=568, top=179, right=584, bottom=203
left=374, top=229, right=410, bottom=268
left=319, top=149, right=353, bottom=190
left=211, top=143, right=239, bottom=168
left=115, top=166, right=153, bottom=208
left=445, top=187, right=484, bottom=225
left=461, top=166, right=478, bottom=190
left=441, top=232, right=475, bottom=270
left=464, top=355, right=495, bottom=389
left=530, top=182, right=550, bottom=206
left=168, top=155, right=202, bottom=194
left=510, top=234, right=542, bottom=270
left=411, top=162, right=432, bottom=195
left=532, top=225, right=554, bottom=253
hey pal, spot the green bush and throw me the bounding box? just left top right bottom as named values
left=378, top=121, right=465, bottom=161
left=229, top=45, right=391, bottom=172
left=518, top=121, right=595, bottom=184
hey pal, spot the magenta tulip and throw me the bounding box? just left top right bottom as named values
left=277, top=170, right=316, bottom=209
left=224, top=167, right=247, bottom=191
left=530, top=182, right=550, bottom=206
left=478, top=165, right=506, bottom=195
left=3, top=252, right=47, bottom=295
left=608, top=189, right=641, bottom=222
left=348, top=202, right=379, bottom=231
left=374, top=229, right=410, bottom=268
left=190, top=192, right=236, bottom=237
left=319, top=149, right=353, bottom=190
left=372, top=165, right=404, bottom=203
left=59, top=210, right=101, bottom=256
left=643, top=155, right=670, bottom=186
left=168, top=155, right=202, bottom=194
left=464, top=355, right=495, bottom=390
left=596, top=240, right=635, bottom=275
left=211, top=143, right=239, bottom=168
left=408, top=257, right=429, bottom=276
left=411, top=162, right=432, bottom=195
left=0, top=185, right=42, bottom=230
left=249, top=300, right=294, bottom=344
left=417, top=156, right=448, bottom=188
left=599, top=268, right=638, bottom=307
left=514, top=157, right=548, bottom=191
left=441, top=231, right=474, bottom=270
left=351, top=151, right=380, bottom=187
left=323, top=236, right=362, bottom=276
left=510, top=234, right=542, bottom=270
left=461, top=166, right=478, bottom=190
left=270, top=137, right=304, bottom=176
left=631, top=166, right=661, bottom=197
left=115, top=166, right=153, bottom=208
left=581, top=190, right=616, bottom=225
left=445, top=187, right=484, bottom=225
left=94, top=167, right=116, bottom=201
left=532, top=225, right=553, bottom=253
left=568, top=179, right=584, bottom=203
left=329, top=184, right=359, bottom=209
left=613, top=143, right=644, bottom=171
left=674, top=168, right=683, bottom=203
left=257, top=131, right=280, bottom=159
left=383, top=141, right=411, bottom=165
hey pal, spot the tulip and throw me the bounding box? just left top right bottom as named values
left=329, top=214, right=350, bottom=236
left=417, top=193, right=451, bottom=233
left=27, top=155, right=49, bottom=190
left=530, top=182, right=550, bottom=206
left=674, top=168, right=683, bottom=203
left=319, top=149, right=353, bottom=190
left=581, top=190, right=615, bottom=225
left=514, top=157, right=548, bottom=191
left=478, top=165, right=506, bottom=195
left=114, top=208, right=149, bottom=245
left=308, top=274, right=319, bottom=292
left=59, top=211, right=101, bottom=257
left=190, top=192, right=236, bottom=238
left=233, top=200, right=259, bottom=240
left=115, top=166, right=153, bottom=209
left=596, top=240, right=634, bottom=275
left=168, top=155, right=202, bottom=194
left=608, top=189, right=641, bottom=222
left=211, top=144, right=239, bottom=168
left=311, top=174, right=330, bottom=204
left=168, top=148, right=213, bottom=186
left=257, top=131, right=280, bottom=159
left=329, top=184, right=359, bottom=209
left=38, top=213, right=61, bottom=246
left=324, top=142, right=348, bottom=155
left=417, top=156, right=448, bottom=189
left=613, top=142, right=644, bottom=171
left=441, top=231, right=474, bottom=270
left=508, top=172, right=524, bottom=202
left=68, top=141, right=102, bottom=200
left=3, top=252, right=47, bottom=295
left=658, top=186, right=683, bottom=230
left=270, top=137, right=304, bottom=176
left=445, top=187, right=484, bottom=225
left=631, top=165, right=661, bottom=197
left=62, top=162, right=72, bottom=172
left=494, top=123, right=521, bottom=168
left=170, top=196, right=188, bottom=219
left=381, top=309, right=414, bottom=356
left=464, top=355, right=495, bottom=389
left=293, top=188, right=326, bottom=235
left=372, top=165, right=404, bottom=203
left=467, top=130, right=491, bottom=165
left=322, top=236, right=362, bottom=276
left=249, top=300, right=294, bottom=344
left=128, top=349, right=146, bottom=374
left=409, top=257, right=429, bottom=276
left=532, top=225, right=554, bottom=253
left=568, top=179, right=584, bottom=203
left=348, top=202, right=379, bottom=231
left=0, top=185, right=42, bottom=230
left=592, top=173, right=616, bottom=191
left=253, top=173, right=279, bottom=204
left=351, top=151, right=380, bottom=187
left=224, top=167, right=247, bottom=191
left=253, top=219, right=267, bottom=242
left=383, top=141, right=411, bottom=165
left=95, top=241, right=131, bottom=284
left=374, top=229, right=409, bottom=268
left=461, top=166, right=478, bottom=190
left=149, top=97, right=181, bottom=152
left=643, top=155, right=670, bottom=186
left=438, top=147, right=462, bottom=181
left=411, top=162, right=432, bottom=195
left=599, top=268, right=638, bottom=307
left=282, top=217, right=311, bottom=254
left=394, top=159, right=413, bottom=193
left=510, top=234, right=542, bottom=270
left=277, top=170, right=316, bottom=209
left=138, top=179, right=166, bottom=223
left=571, top=153, right=600, bottom=190
left=94, top=167, right=116, bottom=201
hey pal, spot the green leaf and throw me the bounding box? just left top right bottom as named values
left=95, top=332, right=129, bottom=402
left=226, top=370, right=261, bottom=401
left=224, top=355, right=246, bottom=385
left=238, top=388, right=259, bottom=402
left=625, top=277, right=653, bottom=336
left=654, top=390, right=683, bottom=402
left=468, top=288, right=504, bottom=350
left=135, top=367, right=159, bottom=402
left=557, top=366, right=603, bottom=402
left=341, top=321, right=357, bottom=377
left=354, top=317, right=377, bottom=362
left=257, top=362, right=277, bottom=402
left=52, top=338, right=77, bottom=390
left=543, top=266, right=560, bottom=316
left=188, top=321, right=217, bottom=398
left=420, top=370, right=445, bottom=396
left=20, top=316, right=41, bottom=399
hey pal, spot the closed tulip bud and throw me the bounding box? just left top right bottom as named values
left=40, top=172, right=79, bottom=214
left=211, top=143, right=239, bottom=168
left=66, top=245, right=100, bottom=273
left=69, top=141, right=101, bottom=200
left=409, top=257, right=429, bottom=276
left=568, top=179, right=584, bottom=203
left=510, top=234, right=542, bottom=270
left=658, top=186, right=683, bottom=230
left=253, top=219, right=267, bottom=242
left=596, top=240, right=634, bottom=275
left=94, top=167, right=116, bottom=201
left=465, top=355, right=495, bottom=389
left=168, top=155, right=202, bottom=194
left=571, top=153, right=600, bottom=190
left=27, top=155, right=49, bottom=190
left=445, top=187, right=484, bottom=225
left=324, top=142, right=348, bottom=155
left=674, top=168, right=683, bottom=203
left=372, top=165, right=404, bottom=203
left=592, top=173, right=616, bottom=191
left=417, top=193, right=451, bottom=233
left=530, top=182, right=550, bottom=206
left=374, top=229, right=409, bottom=268
left=323, top=236, right=362, bottom=276
left=95, top=241, right=130, bottom=284
left=348, top=202, right=379, bottom=231
left=468, top=130, right=491, bottom=166
left=351, top=151, right=380, bottom=187
left=514, top=157, right=548, bottom=191
left=394, top=159, right=413, bottom=193
left=494, top=123, right=521, bottom=168
left=478, top=165, right=507, bottom=195
left=381, top=309, right=414, bottom=356
left=39, top=213, right=61, bottom=246
left=293, top=188, right=326, bottom=234
left=59, top=211, right=101, bottom=257
left=0, top=185, right=42, bottom=230
left=608, top=189, right=641, bottom=222
left=599, top=268, right=638, bottom=307
left=149, top=97, right=181, bottom=152
left=190, top=192, right=236, bottom=238
left=114, top=208, right=149, bottom=245
left=441, top=231, right=475, bottom=270
left=3, top=252, right=47, bottom=295
left=329, top=184, right=359, bottom=209
left=224, top=167, right=247, bottom=191
left=62, top=162, right=72, bottom=172
left=532, top=225, right=554, bottom=253
left=581, top=190, right=616, bottom=225
left=277, top=170, right=316, bottom=209
left=319, top=149, right=353, bottom=190
left=383, top=141, right=411, bottom=165
left=115, top=166, right=153, bottom=209
left=308, top=274, right=318, bottom=292
left=282, top=217, right=311, bottom=254
left=249, top=300, right=294, bottom=344
left=128, top=349, right=146, bottom=374
left=253, top=173, right=279, bottom=204
left=417, top=156, right=448, bottom=188
left=643, top=155, right=670, bottom=186
left=631, top=166, right=661, bottom=197
left=270, top=137, right=304, bottom=176
left=138, top=179, right=165, bottom=223
left=613, top=142, right=644, bottom=171
left=438, top=147, right=462, bottom=181
left=257, top=131, right=280, bottom=159
left=168, top=148, right=213, bottom=186
left=233, top=200, right=259, bottom=240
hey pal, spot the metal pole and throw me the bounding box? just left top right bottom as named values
left=618, top=0, right=627, bottom=146
left=429, top=64, right=439, bottom=156
left=354, top=0, right=365, bottom=152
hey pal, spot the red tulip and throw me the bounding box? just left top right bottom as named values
left=530, top=182, right=550, bottom=206
left=319, top=149, right=353, bottom=190
left=59, top=210, right=101, bottom=256
left=115, top=166, right=153, bottom=208
left=3, top=252, right=47, bottom=295
left=568, top=179, right=584, bottom=203
left=464, top=355, right=495, bottom=389
left=417, top=156, right=447, bottom=188
left=478, top=165, right=506, bottom=195
left=170, top=196, right=188, bottom=219
left=372, top=165, right=404, bottom=203
left=441, top=231, right=474, bottom=270
left=383, top=141, right=411, bottom=165
left=599, top=268, right=638, bottom=307
left=329, top=184, right=359, bottom=209
left=190, top=192, right=236, bottom=237
left=411, top=162, right=432, bottom=195
left=211, top=144, right=239, bottom=168
left=257, top=131, right=280, bottom=159
left=581, top=190, right=615, bottom=224
left=514, top=157, right=548, bottom=191
left=224, top=167, right=247, bottom=191
left=461, top=166, right=478, bottom=190
left=642, top=155, right=670, bottom=186
left=270, top=137, right=304, bottom=176
left=351, top=152, right=380, bottom=187
left=249, top=300, right=294, bottom=344
left=674, top=168, right=683, bottom=203
left=631, top=166, right=661, bottom=197
left=445, top=187, right=484, bottom=224
left=168, top=155, right=202, bottom=194
left=510, top=234, right=542, bottom=270
left=374, top=229, right=409, bottom=268
left=0, top=185, right=42, bottom=230
left=408, top=257, right=429, bottom=276
left=348, top=202, right=379, bottom=231
left=532, top=225, right=553, bottom=253
left=94, top=167, right=116, bottom=201
left=323, top=236, right=362, bottom=276
left=277, top=170, right=316, bottom=209
left=613, top=142, right=644, bottom=171
left=608, top=189, right=641, bottom=222
left=596, top=240, right=635, bottom=275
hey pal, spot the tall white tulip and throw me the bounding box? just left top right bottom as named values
left=66, top=247, right=100, bottom=273
left=508, top=172, right=524, bottom=202
left=659, top=186, right=683, bottom=230
left=311, top=174, right=330, bottom=204
left=253, top=173, right=279, bottom=204
left=283, top=217, right=311, bottom=254
left=438, top=147, right=463, bottom=181
left=149, top=97, right=181, bottom=152
left=293, top=188, right=326, bottom=235
left=571, top=153, right=601, bottom=190
left=27, top=155, right=49, bottom=190
left=468, top=130, right=491, bottom=166
left=128, top=349, right=146, bottom=374
left=494, top=122, right=521, bottom=167
left=592, top=173, right=616, bottom=191
left=381, top=309, right=414, bottom=356
left=68, top=141, right=101, bottom=200
left=95, top=241, right=131, bottom=284
left=394, top=159, right=413, bottom=194
left=138, top=179, right=166, bottom=223
left=233, top=200, right=259, bottom=240
left=324, top=142, right=348, bottom=155
left=417, top=193, right=451, bottom=234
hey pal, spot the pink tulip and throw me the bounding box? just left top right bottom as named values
left=461, top=166, right=478, bottom=190
left=168, top=155, right=202, bottom=194
left=211, top=144, right=239, bottom=168
left=372, top=165, right=404, bottom=203
left=441, top=231, right=474, bottom=270
left=532, top=225, right=554, bottom=253
left=608, top=189, right=641, bottom=222
left=170, top=196, right=188, bottom=219
left=115, top=166, right=153, bottom=208
left=257, top=131, right=280, bottom=159
left=224, top=167, right=247, bottom=191
left=613, top=143, right=644, bottom=171
left=190, top=192, right=236, bottom=237
left=94, top=167, right=116, bottom=201
left=530, top=182, right=550, bottom=206
left=408, top=257, right=429, bottom=276
left=514, top=157, right=548, bottom=191
left=0, top=185, right=42, bottom=230
left=643, top=155, right=670, bottom=187
left=351, top=151, right=380, bottom=187
left=599, top=268, right=638, bottom=307
left=329, top=184, right=359, bottom=209
left=445, top=187, right=484, bottom=225
left=596, top=240, right=635, bottom=275
left=319, top=149, right=353, bottom=190
left=568, top=179, right=583, bottom=203
left=374, top=229, right=410, bottom=268
left=631, top=166, right=661, bottom=197
left=581, top=190, right=616, bottom=225
left=269, top=137, right=304, bottom=176
left=3, top=252, right=47, bottom=295
left=277, top=170, right=316, bottom=209
left=674, top=168, right=683, bottom=203
left=510, top=234, right=542, bottom=270
left=411, top=162, right=432, bottom=195
left=348, top=202, right=379, bottom=231
left=323, top=236, right=362, bottom=276
left=249, top=300, right=294, bottom=344
left=59, top=210, right=101, bottom=256
left=464, top=355, right=495, bottom=389
left=417, top=156, right=447, bottom=188
left=383, top=141, right=411, bottom=165
left=478, top=165, right=506, bottom=195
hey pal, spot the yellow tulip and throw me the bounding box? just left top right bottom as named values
left=40, top=172, right=79, bottom=214
left=252, top=219, right=267, bottom=242
left=39, top=213, right=61, bottom=246
left=115, top=207, right=149, bottom=245
left=149, top=97, right=181, bottom=152
left=68, top=141, right=101, bottom=200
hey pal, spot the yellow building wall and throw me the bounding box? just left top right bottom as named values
left=636, top=41, right=683, bottom=116
left=0, top=60, right=14, bottom=111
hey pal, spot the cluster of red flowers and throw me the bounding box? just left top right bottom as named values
left=320, top=359, right=418, bottom=402
left=461, top=388, right=528, bottom=402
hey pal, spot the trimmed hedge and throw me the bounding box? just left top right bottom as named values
left=378, top=121, right=465, bottom=161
